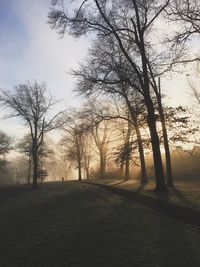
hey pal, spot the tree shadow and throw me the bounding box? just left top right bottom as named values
left=136, top=182, right=147, bottom=193
left=0, top=181, right=199, bottom=266
left=171, top=186, right=196, bottom=208
left=0, top=185, right=32, bottom=202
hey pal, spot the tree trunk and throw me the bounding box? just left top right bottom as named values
left=99, top=154, right=106, bottom=179
left=138, top=32, right=167, bottom=194
left=124, top=96, right=148, bottom=184
left=145, top=94, right=167, bottom=193
left=27, top=155, right=31, bottom=184
left=124, top=120, right=131, bottom=181
left=32, top=124, right=39, bottom=188
left=159, top=104, right=173, bottom=187
left=120, top=162, right=124, bottom=179
left=156, top=84, right=173, bottom=187
left=78, top=158, right=82, bottom=181
left=125, top=157, right=130, bottom=180
left=86, top=168, right=90, bottom=180
left=135, top=122, right=148, bottom=184
left=32, top=152, right=38, bottom=188
left=84, top=160, right=90, bottom=180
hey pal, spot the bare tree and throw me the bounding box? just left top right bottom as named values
left=17, top=134, right=32, bottom=184
left=60, top=110, right=87, bottom=181
left=102, top=100, right=148, bottom=183
left=115, top=115, right=133, bottom=180
left=72, top=38, right=149, bottom=184
left=168, top=0, right=200, bottom=43
left=92, top=120, right=111, bottom=179
left=165, top=0, right=200, bottom=68
left=188, top=74, right=200, bottom=105
left=79, top=102, right=115, bottom=179
left=82, top=132, right=94, bottom=180
left=0, top=131, right=12, bottom=156
left=57, top=143, right=73, bottom=180
left=191, top=87, right=200, bottom=105
left=0, top=131, right=12, bottom=177
left=154, top=78, right=174, bottom=187
left=0, top=81, right=63, bottom=188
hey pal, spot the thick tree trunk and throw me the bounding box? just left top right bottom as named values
left=124, top=97, right=148, bottom=184
left=78, top=158, right=82, bottom=181
left=32, top=152, right=38, bottom=188
left=138, top=32, right=167, bottom=193
left=159, top=104, right=173, bottom=187
left=145, top=95, right=167, bottom=193
left=32, top=125, right=39, bottom=188
left=156, top=88, right=173, bottom=187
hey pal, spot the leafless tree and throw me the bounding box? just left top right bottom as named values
left=0, top=131, right=12, bottom=178
left=0, top=81, right=63, bottom=188
left=0, top=131, right=12, bottom=156
left=168, top=0, right=200, bottom=43
left=165, top=0, right=200, bottom=68
left=80, top=101, right=126, bottom=180
left=17, top=134, right=32, bottom=184
left=72, top=38, right=150, bottom=184
left=92, top=120, right=111, bottom=179
left=188, top=76, right=200, bottom=105
left=56, top=143, right=73, bottom=180
left=115, top=114, right=133, bottom=181
left=114, top=102, right=148, bottom=182
left=81, top=132, right=94, bottom=180
left=81, top=106, right=112, bottom=179
left=60, top=110, right=87, bottom=180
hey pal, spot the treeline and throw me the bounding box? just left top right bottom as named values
left=0, top=0, right=200, bottom=193
left=0, top=96, right=199, bottom=187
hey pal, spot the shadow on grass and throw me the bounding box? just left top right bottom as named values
left=88, top=182, right=200, bottom=226
left=171, top=186, right=196, bottom=208
left=0, top=184, right=200, bottom=267
left=136, top=183, right=170, bottom=202
left=0, top=182, right=199, bottom=267
left=0, top=185, right=32, bottom=202
left=136, top=182, right=147, bottom=193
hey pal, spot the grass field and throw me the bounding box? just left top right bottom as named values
left=0, top=181, right=200, bottom=266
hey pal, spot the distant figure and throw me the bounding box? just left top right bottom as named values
left=61, top=177, right=64, bottom=182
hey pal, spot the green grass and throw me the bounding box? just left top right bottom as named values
left=93, top=179, right=200, bottom=211
left=0, top=181, right=200, bottom=266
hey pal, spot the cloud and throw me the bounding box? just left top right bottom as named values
left=0, top=0, right=90, bottom=95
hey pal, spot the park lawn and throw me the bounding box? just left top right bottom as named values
left=93, top=179, right=200, bottom=211
left=0, top=181, right=199, bottom=267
